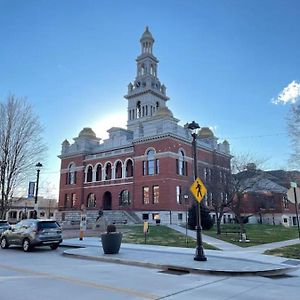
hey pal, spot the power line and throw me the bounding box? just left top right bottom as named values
left=219, top=132, right=286, bottom=141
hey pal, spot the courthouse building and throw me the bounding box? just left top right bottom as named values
left=57, top=27, right=232, bottom=225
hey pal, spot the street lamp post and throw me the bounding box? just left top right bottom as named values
left=184, top=194, right=189, bottom=246
left=187, top=121, right=207, bottom=261
left=34, top=162, right=43, bottom=219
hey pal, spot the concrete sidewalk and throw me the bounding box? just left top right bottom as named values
left=167, top=224, right=300, bottom=253
left=61, top=237, right=300, bottom=277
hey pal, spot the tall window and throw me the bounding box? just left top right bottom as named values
left=148, top=150, right=155, bottom=175
left=96, top=164, right=102, bottom=181
left=119, top=190, right=130, bottom=206
left=176, top=186, right=181, bottom=204
left=64, top=194, right=70, bottom=208
left=143, top=149, right=159, bottom=176
left=115, top=161, right=123, bottom=179
left=87, top=193, right=96, bottom=208
left=86, top=166, right=93, bottom=182
left=204, top=168, right=207, bottom=181
left=208, top=169, right=212, bottom=182
left=176, top=150, right=187, bottom=176
left=153, top=186, right=159, bottom=204
left=143, top=187, right=150, bottom=204
left=126, top=159, right=133, bottom=177
left=137, top=101, right=141, bottom=118
left=67, top=163, right=76, bottom=184
left=105, top=163, right=112, bottom=180
left=283, top=196, right=289, bottom=209
left=71, top=193, right=76, bottom=208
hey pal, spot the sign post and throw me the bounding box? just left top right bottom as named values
left=291, top=182, right=300, bottom=240
left=79, top=204, right=86, bottom=241
left=143, top=221, right=149, bottom=244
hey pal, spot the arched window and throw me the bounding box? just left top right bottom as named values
left=126, top=159, right=133, bottom=177
left=176, top=150, right=187, bottom=176
left=150, top=64, right=154, bottom=75
left=141, top=64, right=145, bottom=75
left=115, top=161, right=123, bottom=179
left=147, top=149, right=155, bottom=175
left=86, top=166, right=93, bottom=182
left=87, top=193, right=96, bottom=208
left=105, top=163, right=112, bottom=180
left=96, top=164, right=102, bottom=181
left=67, top=163, right=76, bottom=184
left=119, top=190, right=131, bottom=206
left=143, top=149, right=159, bottom=176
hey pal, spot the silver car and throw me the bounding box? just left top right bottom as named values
left=0, top=219, right=63, bottom=252
left=0, top=220, right=10, bottom=235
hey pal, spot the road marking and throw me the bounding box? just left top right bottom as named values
left=0, top=263, right=157, bottom=299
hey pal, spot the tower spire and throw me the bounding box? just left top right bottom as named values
left=140, top=26, right=154, bottom=54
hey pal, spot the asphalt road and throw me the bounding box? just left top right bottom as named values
left=1, top=245, right=300, bottom=299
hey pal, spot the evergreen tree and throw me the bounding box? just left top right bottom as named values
left=188, top=203, right=214, bottom=230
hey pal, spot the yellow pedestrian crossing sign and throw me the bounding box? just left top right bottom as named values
left=190, top=177, right=207, bottom=203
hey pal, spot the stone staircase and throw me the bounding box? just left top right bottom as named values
left=103, top=210, right=142, bottom=225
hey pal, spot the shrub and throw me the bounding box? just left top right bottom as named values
left=106, top=224, right=117, bottom=233
left=188, top=203, right=214, bottom=230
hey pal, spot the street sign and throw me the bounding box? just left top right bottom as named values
left=291, top=182, right=297, bottom=188
left=190, top=177, right=207, bottom=202
left=28, top=181, right=35, bottom=198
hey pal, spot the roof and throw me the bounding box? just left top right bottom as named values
left=78, top=127, right=96, bottom=138
left=140, top=26, right=154, bottom=42
left=154, top=106, right=173, bottom=118
left=198, top=127, right=214, bottom=138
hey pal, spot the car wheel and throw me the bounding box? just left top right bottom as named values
left=0, top=237, right=9, bottom=249
left=22, top=238, right=32, bottom=252
left=50, top=243, right=59, bottom=250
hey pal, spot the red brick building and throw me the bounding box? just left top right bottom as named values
left=57, top=28, right=231, bottom=225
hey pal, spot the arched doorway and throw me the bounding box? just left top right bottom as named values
left=103, top=191, right=112, bottom=210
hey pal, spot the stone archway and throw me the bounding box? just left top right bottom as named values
left=103, top=191, right=112, bottom=210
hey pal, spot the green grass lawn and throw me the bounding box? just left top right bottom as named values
left=117, top=224, right=218, bottom=250
left=265, top=244, right=300, bottom=259
left=203, top=224, right=300, bottom=247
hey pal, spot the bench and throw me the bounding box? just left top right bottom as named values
left=223, top=228, right=241, bottom=237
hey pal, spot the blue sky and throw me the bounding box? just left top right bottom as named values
left=1, top=0, right=300, bottom=197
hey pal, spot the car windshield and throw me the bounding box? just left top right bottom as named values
left=37, top=222, right=60, bottom=230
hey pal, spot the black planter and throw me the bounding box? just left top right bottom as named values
left=101, top=232, right=122, bottom=254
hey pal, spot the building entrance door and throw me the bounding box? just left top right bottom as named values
left=103, top=191, right=112, bottom=210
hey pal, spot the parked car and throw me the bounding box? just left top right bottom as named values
left=0, top=220, right=10, bottom=235
left=0, top=219, right=63, bottom=252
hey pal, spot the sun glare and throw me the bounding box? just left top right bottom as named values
left=91, top=112, right=127, bottom=140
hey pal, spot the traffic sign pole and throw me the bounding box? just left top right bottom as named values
left=191, top=131, right=207, bottom=262
left=291, top=182, right=300, bottom=240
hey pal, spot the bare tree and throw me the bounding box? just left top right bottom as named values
left=225, top=154, right=265, bottom=236
left=287, top=103, right=300, bottom=167
left=207, top=152, right=232, bottom=235
left=0, top=95, right=46, bottom=219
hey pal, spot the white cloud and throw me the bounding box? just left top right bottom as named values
left=272, top=80, right=300, bottom=104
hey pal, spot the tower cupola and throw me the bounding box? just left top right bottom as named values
left=140, top=26, right=154, bottom=54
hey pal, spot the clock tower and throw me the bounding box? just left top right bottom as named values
left=125, top=27, right=169, bottom=135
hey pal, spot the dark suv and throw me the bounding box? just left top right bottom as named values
left=0, top=219, right=63, bottom=252
left=0, top=220, right=10, bottom=235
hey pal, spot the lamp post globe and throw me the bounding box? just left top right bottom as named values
left=187, top=121, right=207, bottom=261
